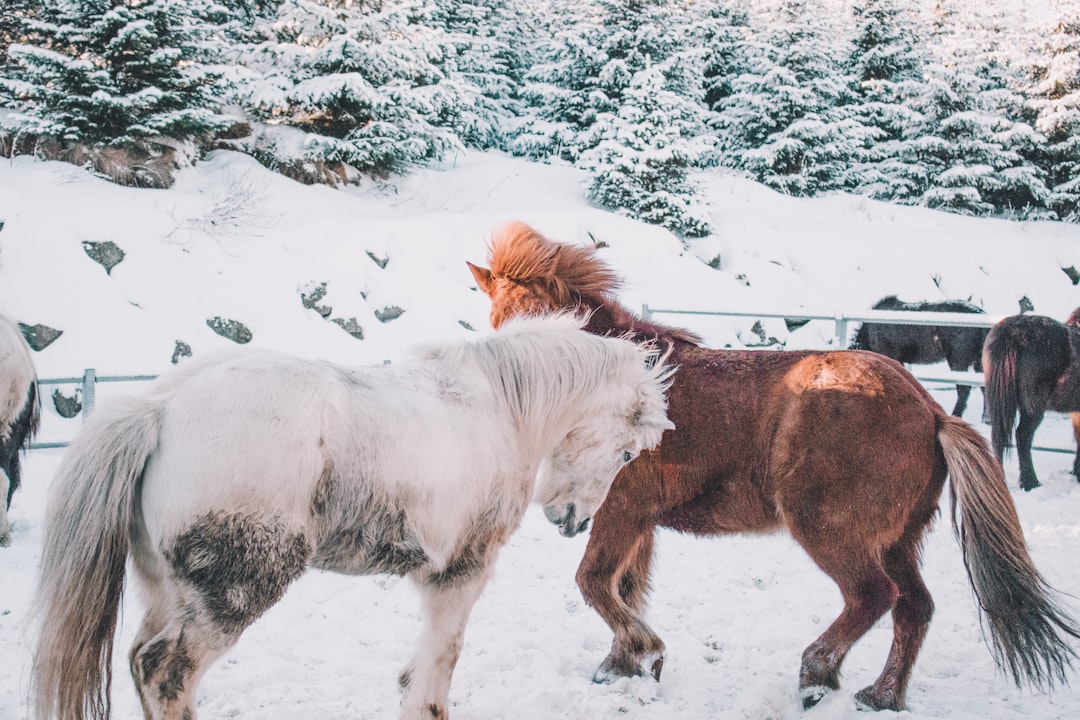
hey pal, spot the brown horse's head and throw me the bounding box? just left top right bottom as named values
left=467, top=222, right=621, bottom=328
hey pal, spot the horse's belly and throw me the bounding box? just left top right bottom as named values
left=310, top=534, right=430, bottom=576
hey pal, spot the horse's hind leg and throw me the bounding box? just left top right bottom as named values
left=133, top=512, right=311, bottom=719
left=797, top=559, right=897, bottom=709
left=950, top=384, right=971, bottom=418
left=853, top=531, right=934, bottom=711
left=1016, top=408, right=1045, bottom=490
left=946, top=350, right=976, bottom=418
left=130, top=599, right=251, bottom=720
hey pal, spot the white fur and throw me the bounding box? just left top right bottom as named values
left=0, top=313, right=38, bottom=546
left=32, top=314, right=674, bottom=720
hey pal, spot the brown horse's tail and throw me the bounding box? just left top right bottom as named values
left=983, top=331, right=1018, bottom=460
left=32, top=396, right=164, bottom=720
left=938, top=415, right=1079, bottom=689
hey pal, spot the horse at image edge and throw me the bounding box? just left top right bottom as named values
left=984, top=307, right=1080, bottom=490
left=0, top=313, right=40, bottom=547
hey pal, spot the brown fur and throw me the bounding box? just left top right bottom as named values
left=469, top=222, right=1080, bottom=711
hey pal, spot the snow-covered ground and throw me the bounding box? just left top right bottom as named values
left=1, top=150, right=1079, bottom=719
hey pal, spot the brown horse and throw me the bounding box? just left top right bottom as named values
left=983, top=307, right=1080, bottom=491
left=467, top=222, right=1079, bottom=712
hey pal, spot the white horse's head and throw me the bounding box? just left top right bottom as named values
left=534, top=342, right=675, bottom=538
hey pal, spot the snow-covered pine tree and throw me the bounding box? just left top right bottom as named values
left=579, top=63, right=714, bottom=237
left=0, top=0, right=41, bottom=60
left=714, top=0, right=865, bottom=196
left=418, top=0, right=533, bottom=150
left=701, top=2, right=753, bottom=126
left=511, top=0, right=714, bottom=236
left=906, top=0, right=1049, bottom=216
left=0, top=0, right=235, bottom=185
left=509, top=0, right=621, bottom=163
left=843, top=0, right=929, bottom=201
left=1025, top=1, right=1080, bottom=221
left=228, top=0, right=472, bottom=181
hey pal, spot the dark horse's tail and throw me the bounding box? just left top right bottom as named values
left=849, top=323, right=870, bottom=351
left=938, top=415, right=1079, bottom=688
left=983, top=328, right=1019, bottom=460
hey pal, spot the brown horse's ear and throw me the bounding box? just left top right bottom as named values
left=467, top=261, right=495, bottom=294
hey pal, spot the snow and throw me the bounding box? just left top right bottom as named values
left=1, top=149, right=1079, bottom=719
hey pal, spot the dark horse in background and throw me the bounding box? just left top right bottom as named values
left=468, top=222, right=1079, bottom=712
left=850, top=296, right=989, bottom=418
left=984, top=307, right=1080, bottom=491
left=0, top=312, right=41, bottom=546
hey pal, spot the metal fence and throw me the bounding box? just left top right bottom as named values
left=640, top=303, right=1003, bottom=390
left=26, top=306, right=1071, bottom=455
left=32, top=370, right=157, bottom=449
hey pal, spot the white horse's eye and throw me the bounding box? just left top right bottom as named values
left=623, top=450, right=635, bottom=464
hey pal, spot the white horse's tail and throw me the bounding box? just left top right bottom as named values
left=32, top=396, right=164, bottom=720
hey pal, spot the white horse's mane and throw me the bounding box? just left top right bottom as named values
left=419, top=314, right=671, bottom=452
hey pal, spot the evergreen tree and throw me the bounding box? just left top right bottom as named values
left=843, top=0, right=929, bottom=201
left=418, top=0, right=532, bottom=150
left=906, top=1, right=1050, bottom=216
left=230, top=0, right=469, bottom=178
left=579, top=63, right=714, bottom=237
left=1026, top=2, right=1080, bottom=220
left=0, top=0, right=42, bottom=61
left=701, top=4, right=751, bottom=117
left=0, top=0, right=234, bottom=165
left=512, top=0, right=714, bottom=236
left=714, top=0, right=865, bottom=196
left=509, top=1, right=624, bottom=163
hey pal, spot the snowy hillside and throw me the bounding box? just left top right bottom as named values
left=1, top=150, right=1079, bottom=720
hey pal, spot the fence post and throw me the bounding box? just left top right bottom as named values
left=641, top=303, right=652, bottom=322
left=82, top=368, right=96, bottom=420
left=834, top=314, right=849, bottom=349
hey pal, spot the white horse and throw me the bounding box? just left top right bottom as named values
left=0, top=312, right=40, bottom=546
left=31, top=314, right=675, bottom=720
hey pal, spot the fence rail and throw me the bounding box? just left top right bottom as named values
left=31, top=371, right=157, bottom=449
left=641, top=304, right=999, bottom=391
left=26, top=306, right=1071, bottom=455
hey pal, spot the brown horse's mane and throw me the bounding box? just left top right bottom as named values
left=488, top=222, right=702, bottom=344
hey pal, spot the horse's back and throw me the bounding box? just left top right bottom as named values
left=138, top=351, right=355, bottom=540
left=664, top=345, right=941, bottom=496
left=985, top=313, right=1071, bottom=378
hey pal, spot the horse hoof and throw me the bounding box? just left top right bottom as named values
left=649, top=653, right=664, bottom=681
left=592, top=652, right=664, bottom=684
left=853, top=686, right=902, bottom=712
left=0, top=532, right=10, bottom=548
left=1020, top=481, right=1042, bottom=492
left=801, top=685, right=830, bottom=709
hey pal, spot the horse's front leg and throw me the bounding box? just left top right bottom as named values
left=576, top=509, right=665, bottom=683
left=0, top=468, right=10, bottom=547
left=400, top=556, right=495, bottom=720
left=1071, top=412, right=1080, bottom=479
